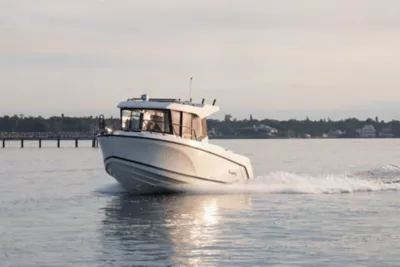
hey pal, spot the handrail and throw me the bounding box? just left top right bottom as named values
left=126, top=97, right=180, bottom=103
left=142, top=119, right=198, bottom=141
left=123, top=118, right=199, bottom=140
left=98, top=115, right=105, bottom=133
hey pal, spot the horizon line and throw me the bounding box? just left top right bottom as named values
left=0, top=113, right=398, bottom=122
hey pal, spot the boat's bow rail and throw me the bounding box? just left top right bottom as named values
left=98, top=115, right=114, bottom=135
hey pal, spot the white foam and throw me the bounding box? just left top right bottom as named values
left=353, top=164, right=400, bottom=179
left=176, top=171, right=400, bottom=195
left=94, top=165, right=400, bottom=196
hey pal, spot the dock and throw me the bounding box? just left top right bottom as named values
left=1, top=132, right=99, bottom=148
left=1, top=137, right=98, bottom=148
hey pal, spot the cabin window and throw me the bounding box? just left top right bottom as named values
left=192, top=116, right=208, bottom=140
left=142, top=110, right=170, bottom=133
left=192, top=115, right=202, bottom=140
left=121, top=109, right=171, bottom=134
left=201, top=118, right=208, bottom=139
left=182, top=112, right=194, bottom=139
left=171, top=110, right=181, bottom=137
left=120, top=108, right=208, bottom=140
left=121, top=109, right=141, bottom=131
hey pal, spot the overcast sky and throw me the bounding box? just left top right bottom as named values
left=1, top=0, right=399, bottom=120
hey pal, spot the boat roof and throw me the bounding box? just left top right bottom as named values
left=117, top=95, right=220, bottom=119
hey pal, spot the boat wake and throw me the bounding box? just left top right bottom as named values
left=96, top=164, right=400, bottom=196
left=170, top=164, right=400, bottom=195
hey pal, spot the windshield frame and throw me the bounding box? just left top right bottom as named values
left=120, top=108, right=172, bottom=134
left=119, top=108, right=206, bottom=141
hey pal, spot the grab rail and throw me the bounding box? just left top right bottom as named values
left=98, top=115, right=105, bottom=130
left=98, top=115, right=105, bottom=134
left=98, top=114, right=115, bottom=135
left=124, top=118, right=198, bottom=140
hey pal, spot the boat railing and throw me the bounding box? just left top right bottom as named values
left=125, top=97, right=202, bottom=106
left=126, top=97, right=180, bottom=103
left=97, top=115, right=115, bottom=135
left=98, top=115, right=105, bottom=131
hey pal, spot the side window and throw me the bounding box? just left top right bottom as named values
left=142, top=110, right=171, bottom=133
left=170, top=112, right=207, bottom=140
left=192, top=115, right=202, bottom=140
left=182, top=113, right=193, bottom=139
left=130, top=110, right=141, bottom=130
left=120, top=109, right=209, bottom=140
left=201, top=118, right=208, bottom=139
left=171, top=111, right=181, bottom=136
left=121, top=109, right=130, bottom=130
left=121, top=109, right=141, bottom=131
left=190, top=116, right=208, bottom=140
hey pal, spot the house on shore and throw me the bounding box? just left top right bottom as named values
left=357, top=124, right=376, bottom=138
left=379, top=125, right=394, bottom=138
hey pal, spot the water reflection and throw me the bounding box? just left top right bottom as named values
left=100, top=194, right=251, bottom=266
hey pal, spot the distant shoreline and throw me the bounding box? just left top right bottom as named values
left=1, top=136, right=399, bottom=141
left=1, top=115, right=399, bottom=138
left=209, top=136, right=400, bottom=140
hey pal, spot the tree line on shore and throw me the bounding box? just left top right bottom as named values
left=0, top=114, right=399, bottom=138
left=208, top=115, right=400, bottom=137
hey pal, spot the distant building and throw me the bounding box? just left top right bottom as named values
left=328, top=129, right=345, bottom=138
left=357, top=124, right=376, bottom=138
left=379, top=125, right=394, bottom=138
left=235, top=124, right=278, bottom=137
left=257, top=124, right=278, bottom=136
left=236, top=126, right=257, bottom=136
left=208, top=128, right=223, bottom=137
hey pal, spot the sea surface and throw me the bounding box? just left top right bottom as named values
left=1, top=139, right=400, bottom=267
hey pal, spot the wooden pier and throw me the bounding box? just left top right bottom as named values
left=1, top=137, right=99, bottom=148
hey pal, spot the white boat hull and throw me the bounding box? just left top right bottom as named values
left=98, top=132, right=253, bottom=194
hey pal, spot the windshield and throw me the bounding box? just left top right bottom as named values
left=121, top=109, right=171, bottom=133
left=120, top=108, right=207, bottom=141
left=122, top=109, right=141, bottom=131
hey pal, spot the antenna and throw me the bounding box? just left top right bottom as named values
left=189, top=77, right=193, bottom=100
left=212, top=99, right=217, bottom=106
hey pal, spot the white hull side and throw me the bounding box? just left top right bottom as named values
left=98, top=132, right=253, bottom=193
left=104, top=158, right=221, bottom=194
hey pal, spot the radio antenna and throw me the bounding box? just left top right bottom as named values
left=189, top=77, right=193, bottom=101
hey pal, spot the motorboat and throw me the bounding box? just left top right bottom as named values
left=97, top=94, right=253, bottom=194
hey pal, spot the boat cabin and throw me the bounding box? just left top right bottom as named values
left=117, top=94, right=219, bottom=141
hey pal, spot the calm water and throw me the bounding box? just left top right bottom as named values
left=1, top=139, right=400, bottom=266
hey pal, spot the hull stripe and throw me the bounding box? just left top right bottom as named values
left=104, top=156, right=229, bottom=184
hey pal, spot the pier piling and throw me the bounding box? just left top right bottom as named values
left=0, top=136, right=98, bottom=148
